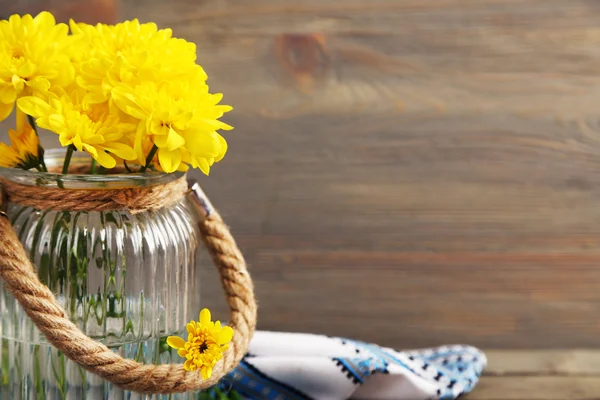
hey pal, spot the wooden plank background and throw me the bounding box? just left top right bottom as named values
left=3, top=0, right=600, bottom=349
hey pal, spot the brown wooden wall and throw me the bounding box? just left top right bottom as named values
left=3, top=0, right=600, bottom=349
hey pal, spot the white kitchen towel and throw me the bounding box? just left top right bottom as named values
left=209, top=331, right=486, bottom=400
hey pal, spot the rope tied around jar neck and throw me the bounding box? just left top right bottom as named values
left=0, top=177, right=257, bottom=394
left=0, top=174, right=189, bottom=213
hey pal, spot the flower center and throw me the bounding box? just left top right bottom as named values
left=12, top=49, right=24, bottom=59
left=199, top=341, right=208, bottom=353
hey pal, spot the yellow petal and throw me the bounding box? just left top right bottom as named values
left=0, top=86, right=17, bottom=105
left=8, top=15, right=22, bottom=29
left=0, top=143, right=18, bottom=167
left=201, top=366, right=213, bottom=380
left=157, top=148, right=181, bottom=173
left=112, top=86, right=147, bottom=120
left=197, top=158, right=210, bottom=176
left=17, top=97, right=51, bottom=118
left=15, top=108, right=27, bottom=132
left=184, top=131, right=221, bottom=158
left=186, top=322, right=195, bottom=334
left=17, top=62, right=36, bottom=79
left=172, top=112, right=194, bottom=130
left=177, top=162, right=189, bottom=172
left=103, top=143, right=136, bottom=161
left=26, top=77, right=51, bottom=93
left=85, top=92, right=108, bottom=105
left=166, top=336, right=186, bottom=350
left=199, top=309, right=211, bottom=325
left=218, top=326, right=234, bottom=344
left=210, top=93, right=224, bottom=104
left=47, top=114, right=66, bottom=132
left=154, top=127, right=185, bottom=151
left=95, top=150, right=117, bottom=169
left=11, top=75, right=24, bottom=93
left=33, top=11, right=57, bottom=29
left=134, top=122, right=147, bottom=165
left=177, top=348, right=188, bottom=357
left=69, top=19, right=83, bottom=34
left=73, top=136, right=85, bottom=152
left=0, top=102, right=14, bottom=122
left=214, top=134, right=228, bottom=162
left=184, top=359, right=196, bottom=372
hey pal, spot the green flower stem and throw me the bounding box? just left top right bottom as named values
left=62, top=145, right=76, bottom=174
left=90, top=159, right=97, bottom=175
left=139, top=145, right=158, bottom=173
left=123, top=161, right=133, bottom=173
left=38, top=154, right=47, bottom=172
left=27, top=114, right=47, bottom=172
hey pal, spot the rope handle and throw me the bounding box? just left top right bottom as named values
left=0, top=180, right=257, bottom=394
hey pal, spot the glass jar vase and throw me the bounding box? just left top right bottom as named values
left=0, top=150, right=202, bottom=400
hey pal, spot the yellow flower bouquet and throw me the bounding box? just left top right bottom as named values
left=1, top=11, right=232, bottom=175
left=0, top=12, right=255, bottom=400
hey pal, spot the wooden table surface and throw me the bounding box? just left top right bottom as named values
left=467, top=350, right=600, bottom=400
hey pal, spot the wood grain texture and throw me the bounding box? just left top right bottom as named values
left=3, top=0, right=600, bottom=348
left=467, top=350, right=600, bottom=399
left=485, top=349, right=600, bottom=376
left=467, top=376, right=600, bottom=400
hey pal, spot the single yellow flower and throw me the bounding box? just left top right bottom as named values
left=0, top=12, right=74, bottom=121
left=70, top=19, right=198, bottom=105
left=0, top=109, right=40, bottom=169
left=180, top=134, right=228, bottom=175
left=167, top=308, right=234, bottom=380
left=112, top=73, right=232, bottom=174
left=18, top=87, right=137, bottom=169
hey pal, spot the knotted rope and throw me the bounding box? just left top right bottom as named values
left=0, top=177, right=257, bottom=394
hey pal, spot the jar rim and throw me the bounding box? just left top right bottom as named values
left=0, top=148, right=183, bottom=189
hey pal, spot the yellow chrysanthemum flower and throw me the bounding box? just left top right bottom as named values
left=112, top=74, right=232, bottom=174
left=167, top=308, right=234, bottom=380
left=0, top=109, right=40, bottom=169
left=0, top=12, right=74, bottom=121
left=70, top=19, right=198, bottom=105
left=18, top=87, right=137, bottom=169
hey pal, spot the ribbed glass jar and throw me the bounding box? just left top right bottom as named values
left=0, top=150, right=202, bottom=400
